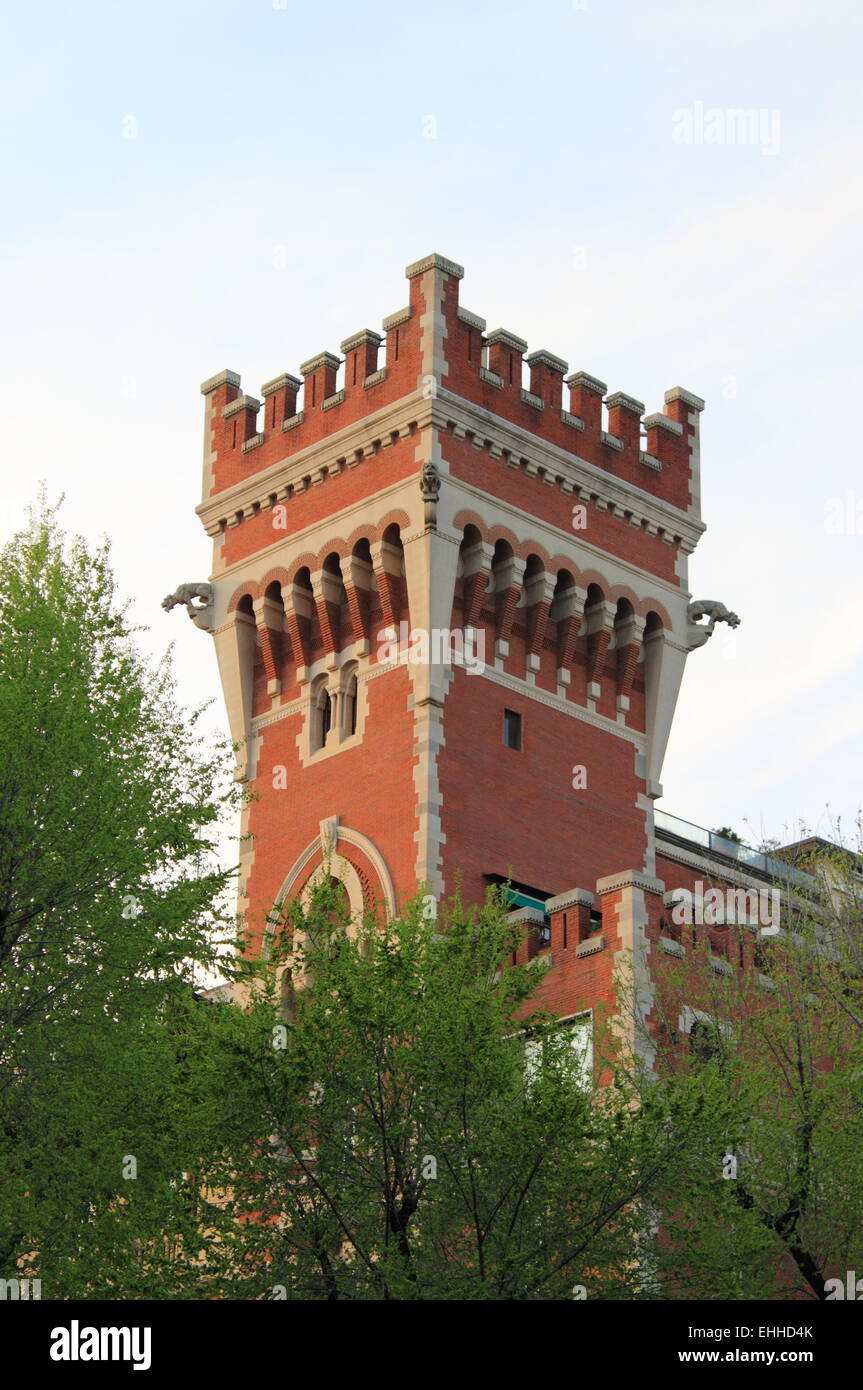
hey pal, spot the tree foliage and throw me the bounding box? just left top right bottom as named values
left=203, top=880, right=703, bottom=1300
left=632, top=867, right=863, bottom=1300
left=0, top=497, right=242, bottom=1295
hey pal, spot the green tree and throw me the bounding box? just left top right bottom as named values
left=0, top=496, right=242, bottom=1296
left=204, top=879, right=702, bottom=1301
left=634, top=884, right=863, bottom=1300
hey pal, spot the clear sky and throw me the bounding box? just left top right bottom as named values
left=2, top=0, right=861, bottom=852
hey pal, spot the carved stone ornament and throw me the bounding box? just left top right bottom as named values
left=686, top=599, right=740, bottom=651
left=420, top=461, right=441, bottom=528
left=162, top=582, right=215, bottom=632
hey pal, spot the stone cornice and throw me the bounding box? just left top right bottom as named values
left=457, top=306, right=486, bottom=331
left=565, top=371, right=606, bottom=395
left=196, top=389, right=433, bottom=537
left=405, top=253, right=465, bottom=280
left=546, top=887, right=595, bottom=913
left=201, top=368, right=241, bottom=396
left=596, top=870, right=665, bottom=896
left=196, top=385, right=706, bottom=555
left=261, top=372, right=302, bottom=396
left=605, top=392, right=645, bottom=415
left=665, top=386, right=705, bottom=413
left=340, top=328, right=383, bottom=354
left=299, top=351, right=341, bottom=376
left=485, top=327, right=528, bottom=354
left=434, top=389, right=706, bottom=550
left=211, top=473, right=418, bottom=583
left=526, top=348, right=569, bottom=375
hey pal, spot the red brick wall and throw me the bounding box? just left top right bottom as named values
left=437, top=664, right=648, bottom=905
left=242, top=660, right=418, bottom=955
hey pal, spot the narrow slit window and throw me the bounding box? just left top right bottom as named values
left=503, top=708, right=522, bottom=750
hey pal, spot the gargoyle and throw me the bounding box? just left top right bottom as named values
left=686, top=599, right=740, bottom=651
left=162, top=582, right=215, bottom=631
left=420, top=461, right=441, bottom=527
left=420, top=460, right=441, bottom=501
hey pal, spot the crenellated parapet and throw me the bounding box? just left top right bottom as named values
left=198, top=253, right=705, bottom=526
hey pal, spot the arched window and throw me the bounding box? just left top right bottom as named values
left=311, top=678, right=332, bottom=752
left=341, top=663, right=358, bottom=738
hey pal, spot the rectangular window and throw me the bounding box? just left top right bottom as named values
left=524, top=1014, right=593, bottom=1090
left=503, top=708, right=521, bottom=750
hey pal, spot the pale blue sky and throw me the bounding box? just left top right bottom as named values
left=2, top=0, right=861, bottom=850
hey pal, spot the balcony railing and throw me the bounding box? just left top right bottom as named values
left=654, top=810, right=813, bottom=889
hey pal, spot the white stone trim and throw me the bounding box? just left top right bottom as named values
left=200, top=368, right=241, bottom=395
left=560, top=409, right=584, bottom=431
left=340, top=329, right=383, bottom=354
left=526, top=348, right=568, bottom=375
left=299, top=351, right=340, bottom=376
left=643, top=411, right=683, bottom=437
left=485, top=327, right=528, bottom=354
left=565, top=371, right=606, bottom=395
left=272, top=821, right=397, bottom=923
left=223, top=394, right=261, bottom=419
left=382, top=306, right=412, bottom=330
left=664, top=386, right=705, bottom=413
left=605, top=392, right=645, bottom=415
left=545, top=887, right=594, bottom=913
left=405, top=253, right=464, bottom=280
left=479, top=366, right=503, bottom=388
left=596, top=870, right=664, bottom=896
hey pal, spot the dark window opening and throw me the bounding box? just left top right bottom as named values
left=344, top=674, right=358, bottom=737
left=689, top=1019, right=721, bottom=1066
left=503, top=708, right=522, bottom=750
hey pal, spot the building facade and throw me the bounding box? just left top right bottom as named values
left=176, top=251, right=779, bottom=1060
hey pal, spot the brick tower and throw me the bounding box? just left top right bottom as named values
left=183, top=252, right=731, bottom=1036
